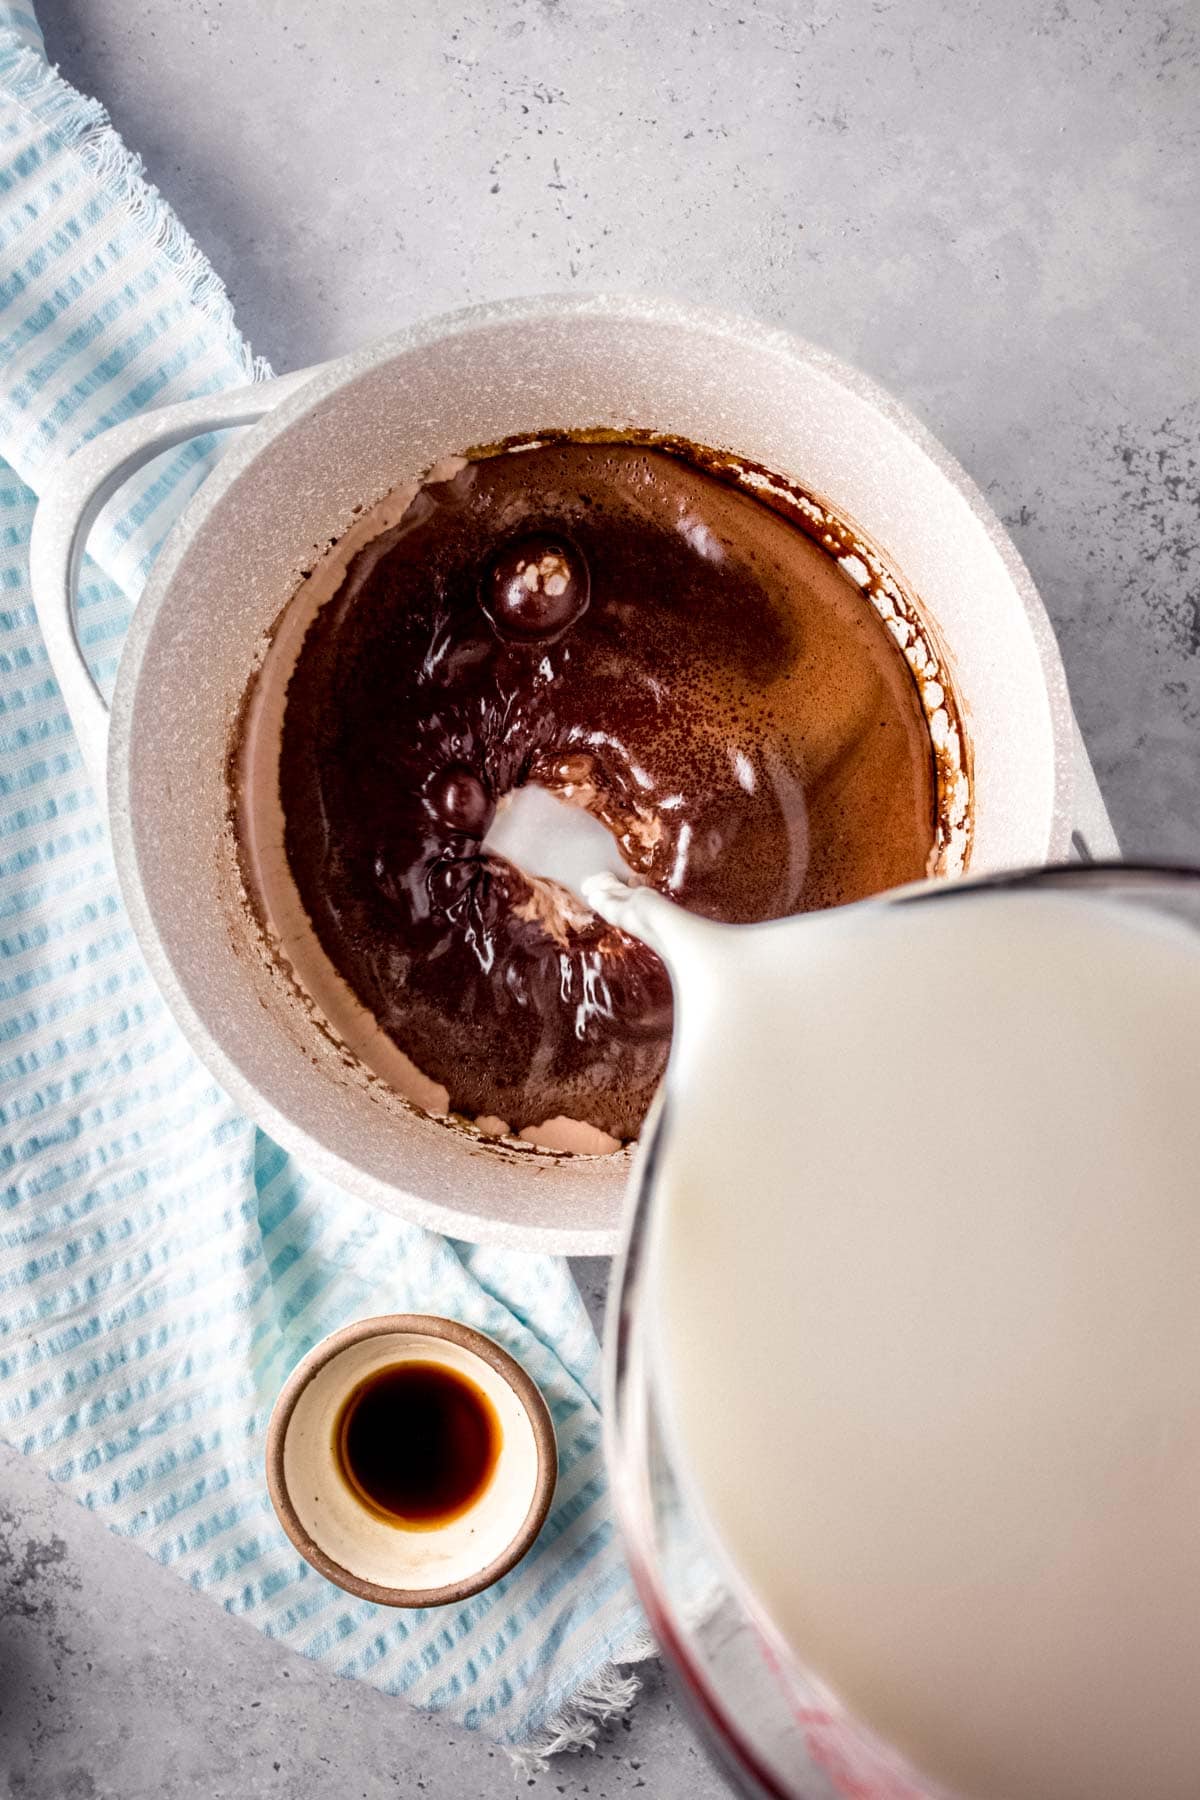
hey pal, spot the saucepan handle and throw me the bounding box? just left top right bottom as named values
left=28, top=366, right=322, bottom=797
left=1070, top=716, right=1121, bottom=861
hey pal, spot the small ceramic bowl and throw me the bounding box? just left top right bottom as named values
left=265, top=1314, right=557, bottom=1607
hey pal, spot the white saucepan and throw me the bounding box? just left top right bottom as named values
left=31, top=294, right=1086, bottom=1253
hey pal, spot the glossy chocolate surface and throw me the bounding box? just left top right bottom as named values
left=278, top=442, right=936, bottom=1140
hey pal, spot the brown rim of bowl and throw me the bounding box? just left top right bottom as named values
left=264, top=1312, right=559, bottom=1608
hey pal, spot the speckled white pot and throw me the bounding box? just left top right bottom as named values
left=30, top=295, right=1075, bottom=1253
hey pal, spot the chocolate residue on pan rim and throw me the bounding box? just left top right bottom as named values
left=222, top=429, right=972, bottom=1163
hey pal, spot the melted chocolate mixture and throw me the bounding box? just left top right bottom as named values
left=278, top=442, right=936, bottom=1141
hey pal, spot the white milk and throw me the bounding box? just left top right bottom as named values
left=603, top=883, right=1200, bottom=1800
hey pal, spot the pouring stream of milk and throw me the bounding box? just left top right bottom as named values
left=497, top=792, right=1200, bottom=1800
left=481, top=784, right=636, bottom=894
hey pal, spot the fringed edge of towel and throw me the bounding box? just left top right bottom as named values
left=506, top=1627, right=658, bottom=1775
left=0, top=29, right=271, bottom=389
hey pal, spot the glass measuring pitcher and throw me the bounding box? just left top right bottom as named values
left=601, top=864, right=1200, bottom=1800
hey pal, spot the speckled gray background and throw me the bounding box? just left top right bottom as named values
left=4, top=0, right=1198, bottom=1795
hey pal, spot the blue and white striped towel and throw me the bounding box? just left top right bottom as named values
left=0, top=4, right=649, bottom=1757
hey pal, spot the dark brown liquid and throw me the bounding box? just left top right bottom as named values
left=334, top=1361, right=501, bottom=1527
left=277, top=440, right=937, bottom=1141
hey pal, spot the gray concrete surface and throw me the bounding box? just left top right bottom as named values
left=0, top=1439, right=714, bottom=1800
left=5, top=0, right=1199, bottom=1795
